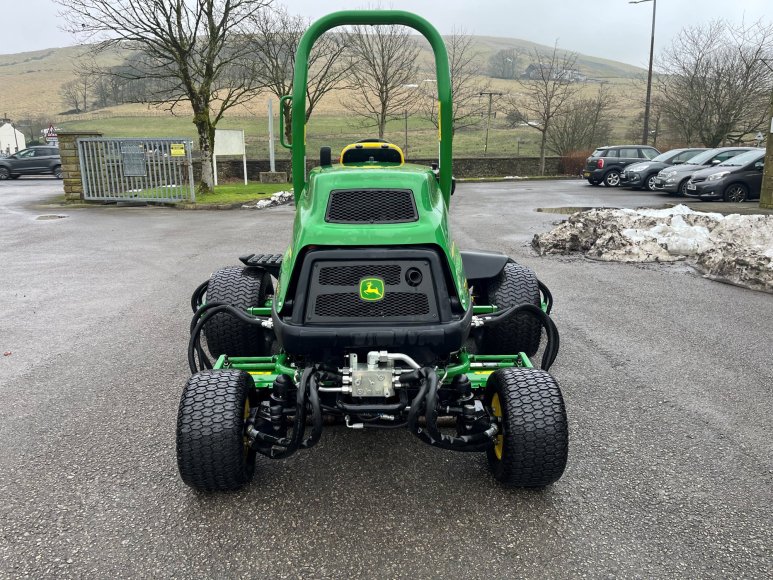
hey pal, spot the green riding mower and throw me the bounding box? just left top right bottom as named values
left=176, top=10, right=568, bottom=492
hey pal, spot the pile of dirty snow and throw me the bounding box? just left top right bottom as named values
left=533, top=205, right=773, bottom=293
left=242, top=190, right=293, bottom=209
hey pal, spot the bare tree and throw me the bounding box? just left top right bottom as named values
left=505, top=44, right=582, bottom=174
left=657, top=19, right=773, bottom=146
left=59, top=79, right=85, bottom=113
left=488, top=48, right=522, bottom=80
left=56, top=0, right=272, bottom=192
left=247, top=6, right=349, bottom=144
left=626, top=95, right=664, bottom=145
left=546, top=83, right=615, bottom=156
left=419, top=30, right=488, bottom=136
left=345, top=25, right=420, bottom=139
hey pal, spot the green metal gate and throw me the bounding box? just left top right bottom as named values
left=77, top=137, right=195, bottom=202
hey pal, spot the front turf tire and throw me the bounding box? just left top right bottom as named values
left=0, top=167, right=10, bottom=180
left=176, top=370, right=256, bottom=492
left=485, top=368, right=568, bottom=488
left=481, top=262, right=542, bottom=357
left=204, top=266, right=273, bottom=357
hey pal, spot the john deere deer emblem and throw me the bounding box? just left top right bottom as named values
left=359, top=277, right=385, bottom=301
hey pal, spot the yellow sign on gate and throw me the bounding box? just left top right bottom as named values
left=170, top=143, right=186, bottom=157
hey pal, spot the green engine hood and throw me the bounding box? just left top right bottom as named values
left=274, top=163, right=469, bottom=311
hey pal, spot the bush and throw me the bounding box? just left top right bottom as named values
left=559, top=149, right=593, bottom=175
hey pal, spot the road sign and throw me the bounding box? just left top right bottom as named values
left=46, top=125, right=57, bottom=139
left=170, top=143, right=186, bottom=157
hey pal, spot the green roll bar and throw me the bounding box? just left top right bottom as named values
left=290, top=10, right=453, bottom=206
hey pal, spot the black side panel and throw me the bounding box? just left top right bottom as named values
left=274, top=247, right=472, bottom=356
left=461, top=250, right=509, bottom=281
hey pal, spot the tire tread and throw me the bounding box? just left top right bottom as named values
left=486, top=367, right=568, bottom=487
left=176, top=369, right=255, bottom=492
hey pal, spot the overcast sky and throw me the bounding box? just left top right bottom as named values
left=2, top=0, right=772, bottom=67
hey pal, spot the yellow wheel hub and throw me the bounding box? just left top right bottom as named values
left=491, top=392, right=504, bottom=460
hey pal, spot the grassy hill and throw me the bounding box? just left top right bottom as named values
left=0, top=37, right=647, bottom=159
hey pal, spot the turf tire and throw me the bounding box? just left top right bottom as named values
left=204, top=266, right=272, bottom=357
left=0, top=167, right=9, bottom=180
left=485, top=367, right=568, bottom=487
left=176, top=369, right=256, bottom=492
left=481, top=262, right=542, bottom=357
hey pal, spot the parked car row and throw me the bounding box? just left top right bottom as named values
left=0, top=146, right=62, bottom=180
left=584, top=143, right=765, bottom=202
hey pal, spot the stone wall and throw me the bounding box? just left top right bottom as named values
left=57, top=130, right=102, bottom=201
left=195, top=155, right=563, bottom=182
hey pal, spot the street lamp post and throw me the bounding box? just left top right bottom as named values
left=630, top=0, right=656, bottom=146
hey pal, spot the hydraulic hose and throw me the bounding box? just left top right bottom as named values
left=301, top=372, right=323, bottom=449
left=421, top=368, right=497, bottom=452
left=187, top=302, right=271, bottom=373
left=406, top=369, right=430, bottom=434
left=479, top=303, right=560, bottom=371
left=537, top=279, right=553, bottom=315
left=257, top=367, right=311, bottom=459
left=190, top=279, right=209, bottom=313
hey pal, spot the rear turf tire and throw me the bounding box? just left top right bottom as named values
left=53, top=166, right=63, bottom=179
left=485, top=367, right=568, bottom=487
left=204, top=266, right=273, bottom=357
left=481, top=262, right=542, bottom=357
left=176, top=370, right=256, bottom=492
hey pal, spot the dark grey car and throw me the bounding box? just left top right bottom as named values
left=619, top=148, right=708, bottom=191
left=0, top=146, right=62, bottom=180
left=652, top=147, right=754, bottom=195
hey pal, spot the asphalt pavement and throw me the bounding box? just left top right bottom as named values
left=0, top=177, right=771, bottom=578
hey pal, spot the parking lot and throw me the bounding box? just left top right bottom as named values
left=1, top=178, right=771, bottom=578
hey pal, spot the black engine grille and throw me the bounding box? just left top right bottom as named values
left=315, top=293, right=430, bottom=317
left=326, top=189, right=418, bottom=224
left=319, top=264, right=401, bottom=286
left=300, top=256, right=441, bottom=324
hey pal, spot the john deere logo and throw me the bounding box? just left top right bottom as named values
left=359, top=277, right=385, bottom=301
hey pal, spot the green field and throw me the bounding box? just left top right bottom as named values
left=55, top=107, right=634, bottom=160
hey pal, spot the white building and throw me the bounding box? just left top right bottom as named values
left=0, top=123, right=26, bottom=155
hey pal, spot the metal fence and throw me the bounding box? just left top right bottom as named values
left=77, top=137, right=195, bottom=202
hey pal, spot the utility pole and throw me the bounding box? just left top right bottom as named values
left=404, top=110, right=409, bottom=157
left=479, top=91, right=502, bottom=156
left=630, top=0, right=656, bottom=145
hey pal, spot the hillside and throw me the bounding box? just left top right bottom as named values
left=0, top=35, right=645, bottom=119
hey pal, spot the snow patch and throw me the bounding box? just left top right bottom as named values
left=242, top=190, right=293, bottom=209
left=533, top=204, right=773, bottom=293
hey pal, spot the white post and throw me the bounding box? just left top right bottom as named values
left=268, top=98, right=276, bottom=173
left=213, top=154, right=218, bottom=187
